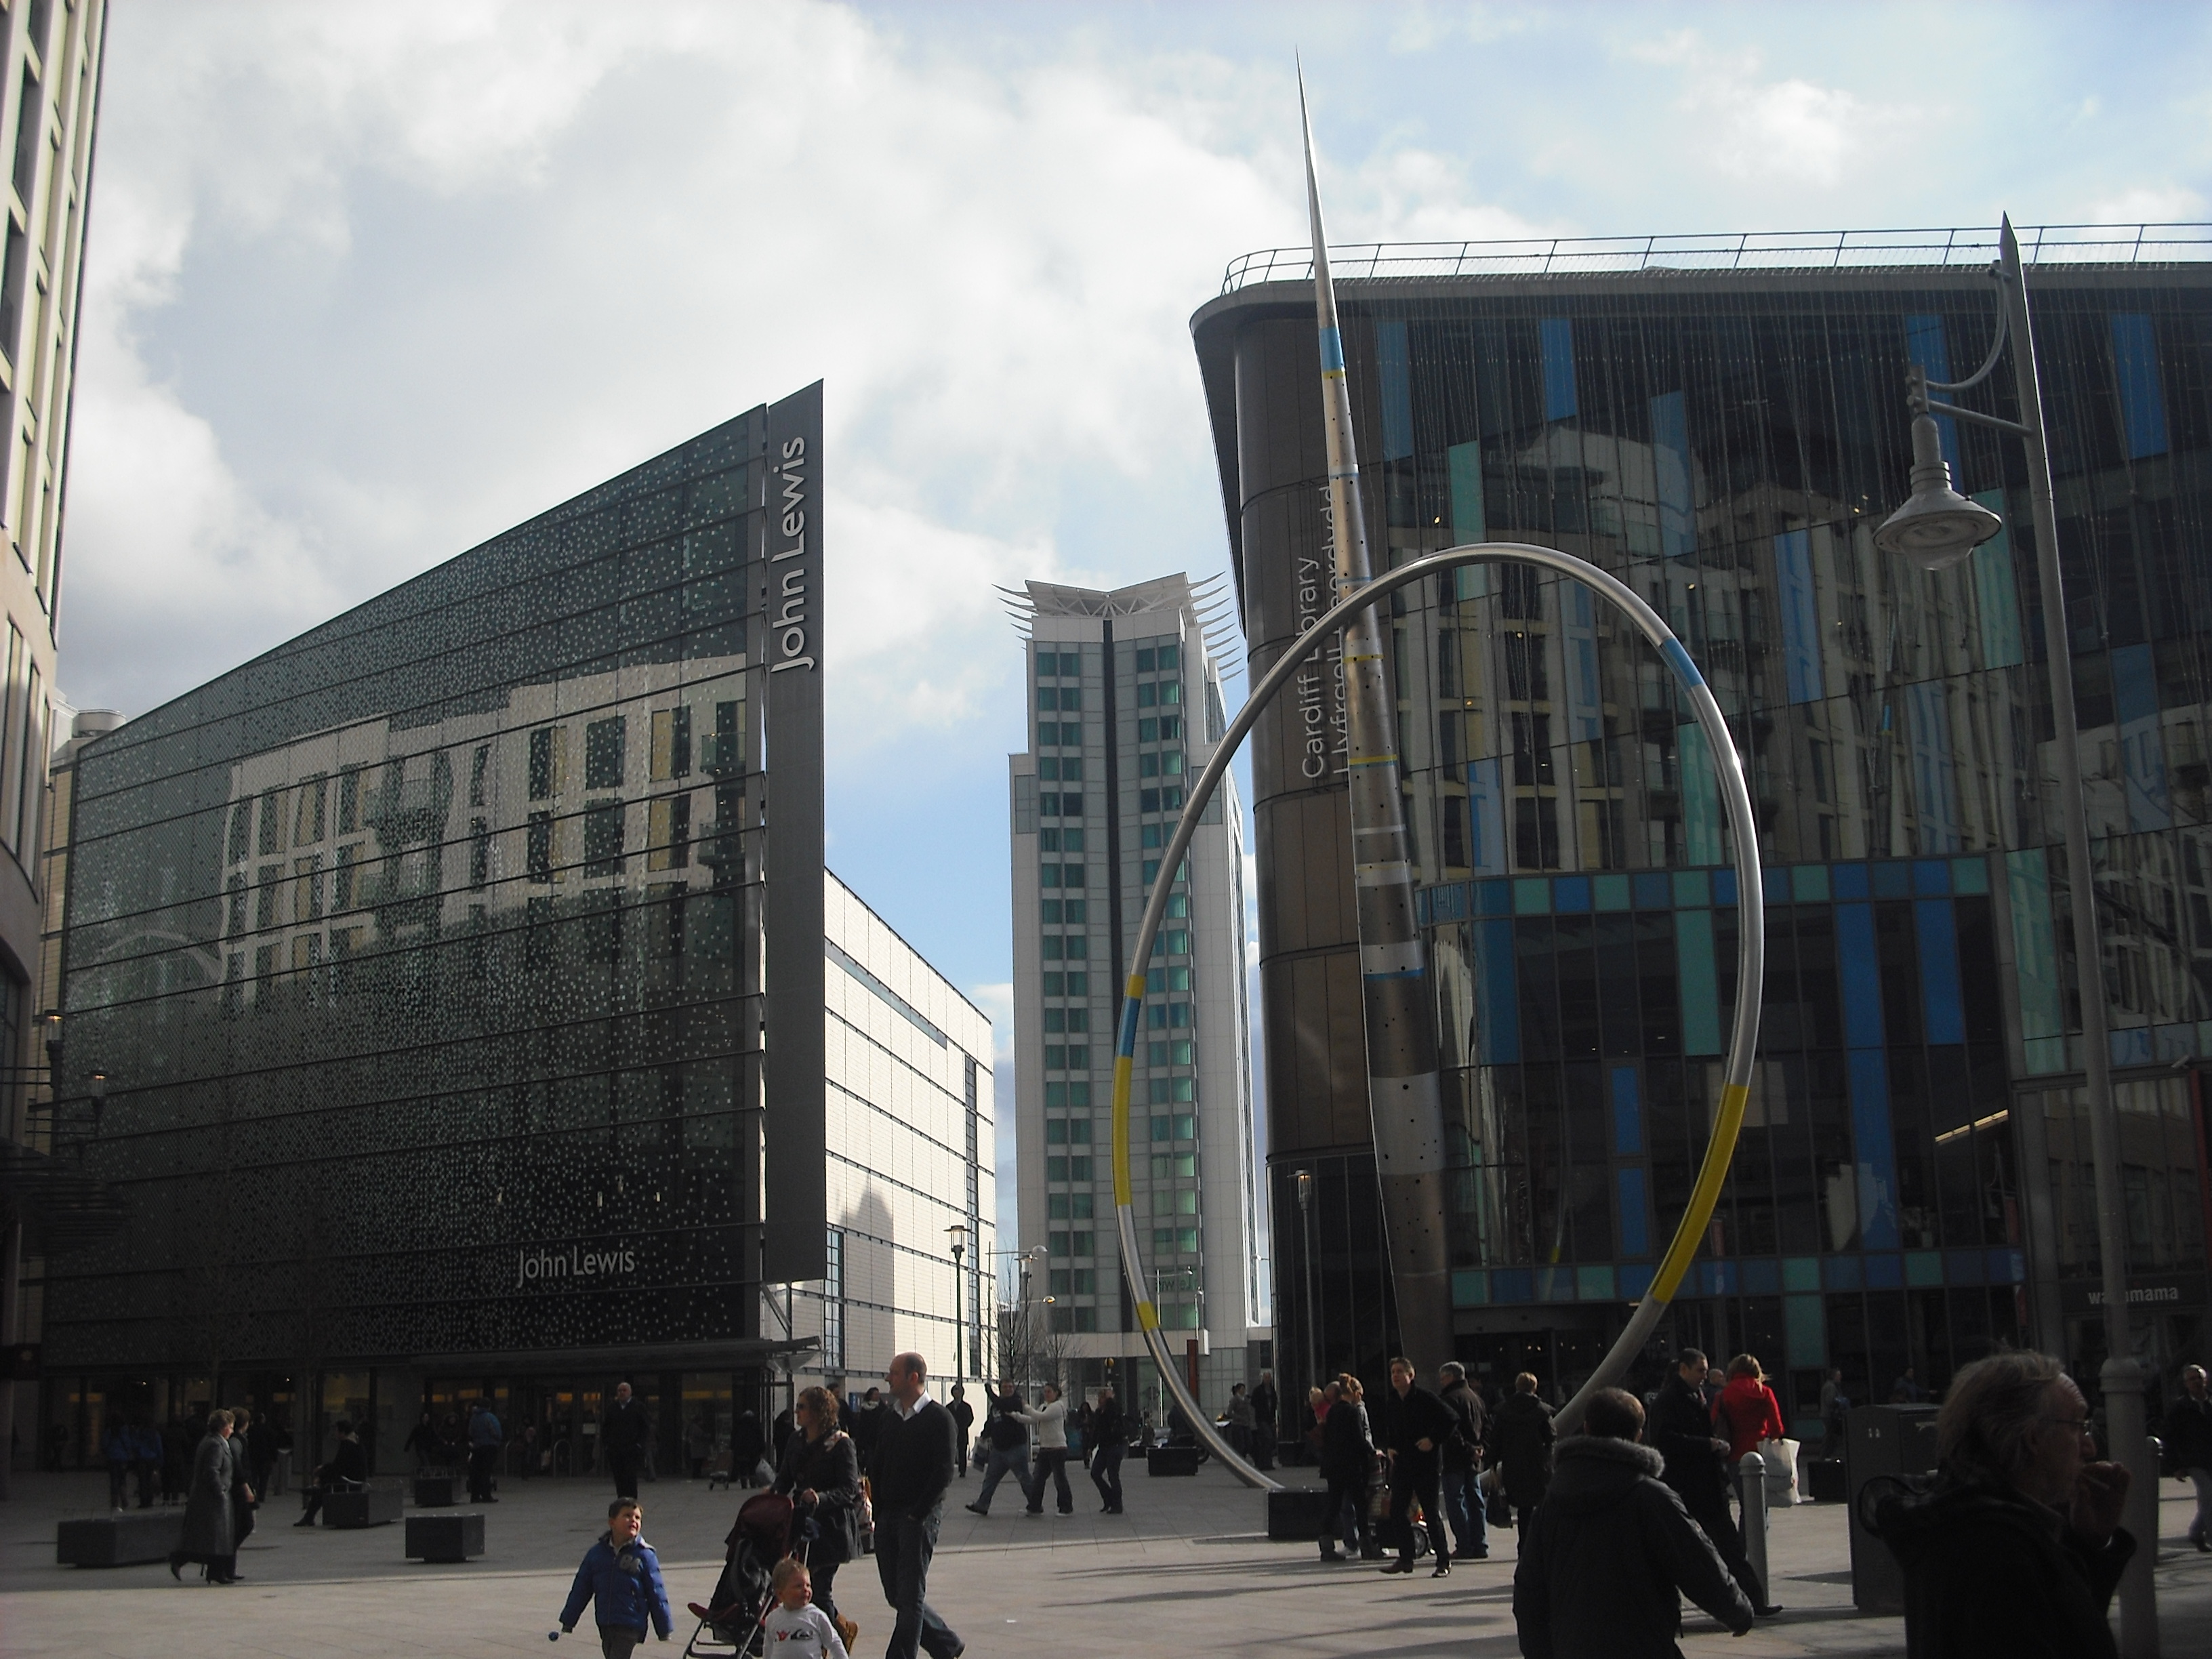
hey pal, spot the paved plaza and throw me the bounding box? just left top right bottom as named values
left=4, top=1465, right=2211, bottom=1657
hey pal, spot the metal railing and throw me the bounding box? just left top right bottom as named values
left=1220, top=223, right=2212, bottom=293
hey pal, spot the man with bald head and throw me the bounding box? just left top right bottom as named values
left=869, top=1352, right=964, bottom=1659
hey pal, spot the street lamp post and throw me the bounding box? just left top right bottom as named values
left=1875, top=214, right=2157, bottom=1656
left=1292, top=1170, right=1316, bottom=1389
left=946, top=1223, right=969, bottom=1387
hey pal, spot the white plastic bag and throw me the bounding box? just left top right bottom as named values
left=1758, top=1436, right=1799, bottom=1506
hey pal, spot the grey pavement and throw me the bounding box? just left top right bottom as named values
left=3, top=1462, right=2210, bottom=1656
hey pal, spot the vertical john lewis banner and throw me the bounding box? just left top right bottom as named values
left=763, top=381, right=827, bottom=1282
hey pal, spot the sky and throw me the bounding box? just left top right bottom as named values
left=57, top=1, right=2212, bottom=1246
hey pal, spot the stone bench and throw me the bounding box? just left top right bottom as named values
left=405, top=1512, right=485, bottom=1563
left=1265, top=1486, right=1335, bottom=1540
left=323, top=1485, right=404, bottom=1528
left=57, top=1510, right=184, bottom=1567
left=1145, top=1445, right=1200, bottom=1477
left=413, top=1476, right=456, bottom=1507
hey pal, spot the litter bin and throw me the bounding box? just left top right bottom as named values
left=1846, top=1404, right=1939, bottom=1613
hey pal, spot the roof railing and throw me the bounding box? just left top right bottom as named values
left=1219, top=223, right=2212, bottom=294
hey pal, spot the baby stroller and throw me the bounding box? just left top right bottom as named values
left=683, top=1492, right=806, bottom=1659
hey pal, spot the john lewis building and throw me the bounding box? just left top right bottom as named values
left=1193, top=227, right=2212, bottom=1432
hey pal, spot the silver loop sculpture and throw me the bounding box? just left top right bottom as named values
left=1111, top=541, right=1765, bottom=1490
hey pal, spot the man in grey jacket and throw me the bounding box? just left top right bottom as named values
left=1512, top=1387, right=1753, bottom=1658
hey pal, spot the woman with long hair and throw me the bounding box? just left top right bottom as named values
left=770, top=1385, right=865, bottom=1643
left=1319, top=1374, right=1374, bottom=1563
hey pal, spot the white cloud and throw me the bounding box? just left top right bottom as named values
left=1626, top=30, right=1893, bottom=190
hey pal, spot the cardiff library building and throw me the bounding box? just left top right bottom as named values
left=1193, top=226, right=2212, bottom=1435
left=28, top=386, right=997, bottom=1475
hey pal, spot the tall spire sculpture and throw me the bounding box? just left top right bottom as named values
left=1298, top=73, right=1454, bottom=1376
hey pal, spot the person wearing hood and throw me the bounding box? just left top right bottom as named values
left=1511, top=1387, right=1753, bottom=1658
left=1872, top=1351, right=2132, bottom=1659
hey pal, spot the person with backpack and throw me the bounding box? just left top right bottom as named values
left=962, top=1382, right=1033, bottom=1516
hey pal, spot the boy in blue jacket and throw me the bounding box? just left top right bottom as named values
left=560, top=1498, right=674, bottom=1657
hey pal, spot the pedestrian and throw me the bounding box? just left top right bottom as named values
left=468, top=1398, right=504, bottom=1502
left=964, top=1382, right=1033, bottom=1516
left=226, top=1406, right=259, bottom=1569
left=1489, top=1372, right=1556, bottom=1536
left=762, top=1557, right=851, bottom=1659
left=1305, top=1382, right=1330, bottom=1465
left=2167, top=1363, right=2212, bottom=1552
left=772, top=1400, right=798, bottom=1465
left=104, top=1414, right=135, bottom=1510
left=1715, top=1355, right=1785, bottom=1466
left=851, top=1387, right=886, bottom=1470
left=1014, top=1382, right=1073, bottom=1515
left=131, top=1415, right=163, bottom=1509
left=405, top=1410, right=441, bottom=1471
left=1648, top=1349, right=1777, bottom=1615
left=947, top=1384, right=974, bottom=1477
left=1380, top=1356, right=1456, bottom=1577
left=557, top=1496, right=674, bottom=1657
left=684, top=1414, right=712, bottom=1480
left=869, top=1351, right=964, bottom=1659
left=1089, top=1385, right=1127, bottom=1513
left=1318, top=1373, right=1374, bottom=1563
left=1819, top=1368, right=1851, bottom=1452
left=1250, top=1370, right=1279, bottom=1471
left=294, top=1418, right=368, bottom=1527
left=600, top=1381, right=649, bottom=1500
left=1891, top=1366, right=1928, bottom=1404
left=767, top=1385, right=864, bottom=1643
left=1510, top=1385, right=1755, bottom=1658
left=169, top=1409, right=238, bottom=1585
left=1872, top=1350, right=2132, bottom=1659
left=1438, top=1360, right=1490, bottom=1563
left=247, top=1406, right=279, bottom=1498
left=731, top=1406, right=766, bottom=1488
left=1225, top=1384, right=1256, bottom=1460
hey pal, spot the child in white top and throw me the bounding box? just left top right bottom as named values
left=762, top=1559, right=848, bottom=1659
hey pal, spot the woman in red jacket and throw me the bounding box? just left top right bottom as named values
left=1714, top=1354, right=1786, bottom=1463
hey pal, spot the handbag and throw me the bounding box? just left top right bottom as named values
left=1480, top=1467, right=1513, bottom=1529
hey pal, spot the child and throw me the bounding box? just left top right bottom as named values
left=762, top=1558, right=848, bottom=1658
left=559, top=1498, right=674, bottom=1658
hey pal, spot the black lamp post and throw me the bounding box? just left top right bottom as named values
left=946, top=1222, right=968, bottom=1385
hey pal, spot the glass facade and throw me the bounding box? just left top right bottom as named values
left=1196, top=256, right=2212, bottom=1431
left=38, top=400, right=806, bottom=1465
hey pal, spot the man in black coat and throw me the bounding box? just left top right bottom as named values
left=947, top=1383, right=975, bottom=1479
left=870, top=1351, right=964, bottom=1659
left=1875, top=1351, right=2131, bottom=1659
left=2167, top=1362, right=2212, bottom=1552
left=1647, top=1349, right=1774, bottom=1614
left=1438, top=1361, right=1489, bottom=1561
left=1382, top=1356, right=1457, bottom=1576
left=1512, top=1387, right=1754, bottom=1658
left=1248, top=1371, right=1279, bottom=1471
left=600, top=1381, right=649, bottom=1500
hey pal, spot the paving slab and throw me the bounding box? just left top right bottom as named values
left=3, top=1465, right=2208, bottom=1656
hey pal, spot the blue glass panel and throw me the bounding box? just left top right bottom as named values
left=1650, top=390, right=1694, bottom=557
left=1986, top=1248, right=2025, bottom=1285
left=1912, top=860, right=1950, bottom=895
left=1969, top=489, right=2024, bottom=669
left=1448, top=441, right=1490, bottom=600
left=1950, top=857, right=1990, bottom=896
left=1611, top=1065, right=1643, bottom=1154
left=1594, top=873, right=1631, bottom=912
left=1490, top=1267, right=1534, bottom=1303
left=1576, top=1264, right=1617, bottom=1302
left=1616, top=1167, right=1650, bottom=1256
left=1832, top=863, right=1870, bottom=900
left=1782, top=1256, right=1821, bottom=1292
left=1452, top=1269, right=1490, bottom=1307
left=2109, top=312, right=2170, bottom=459
left=1740, top=1258, right=1781, bottom=1296
left=1540, top=317, right=1578, bottom=421
left=1792, top=865, right=1830, bottom=903
left=1773, top=529, right=1824, bottom=703
left=1904, top=1250, right=1944, bottom=1287
left=1944, top=1248, right=1986, bottom=1286
left=1713, top=868, right=1738, bottom=907
left=1553, top=875, right=1591, bottom=913
left=1474, top=917, right=1520, bottom=1065
left=1904, top=314, right=1963, bottom=472
left=1634, top=872, right=1671, bottom=910
left=2111, top=642, right=2172, bottom=831
left=1535, top=1264, right=1574, bottom=1303
left=2112, top=1027, right=2154, bottom=1067
left=1849, top=1050, right=1901, bottom=1249
left=1414, top=888, right=1433, bottom=928
left=2005, top=850, right=2064, bottom=1043
left=1906, top=682, right=1961, bottom=853
left=1677, top=722, right=1723, bottom=864
left=1376, top=318, right=1414, bottom=462
left=1677, top=908, right=1721, bottom=1056
left=1784, top=1294, right=1827, bottom=1367
left=1872, top=862, right=1912, bottom=899
left=1916, top=899, right=1965, bottom=1045
left=1763, top=868, right=1790, bottom=903
left=1822, top=1254, right=1864, bottom=1291
left=1476, top=878, right=1513, bottom=916
left=1469, top=757, right=1508, bottom=872
left=1619, top=1263, right=1655, bottom=1300
left=1672, top=869, right=1711, bottom=908
left=1863, top=1252, right=1904, bottom=1289
left=1837, top=903, right=1885, bottom=1047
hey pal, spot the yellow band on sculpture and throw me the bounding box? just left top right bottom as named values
left=1650, top=1082, right=1752, bottom=1303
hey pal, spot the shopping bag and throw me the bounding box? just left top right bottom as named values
left=1758, top=1437, right=1800, bottom=1507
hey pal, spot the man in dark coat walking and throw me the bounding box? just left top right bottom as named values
left=1648, top=1349, right=1776, bottom=1614
left=170, top=1410, right=239, bottom=1584
left=1249, top=1371, right=1279, bottom=1471
left=869, top=1351, right=963, bottom=1659
left=1382, top=1356, right=1457, bottom=1576
left=600, top=1381, right=649, bottom=1500
left=1439, top=1361, right=1489, bottom=1561
left=1512, top=1387, right=1754, bottom=1658
left=947, top=1383, right=974, bottom=1478
left=1874, top=1351, right=2132, bottom=1659
left=2168, top=1362, right=2212, bottom=1552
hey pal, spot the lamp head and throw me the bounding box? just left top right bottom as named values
left=946, top=1221, right=969, bottom=1256
left=1876, top=413, right=2003, bottom=571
